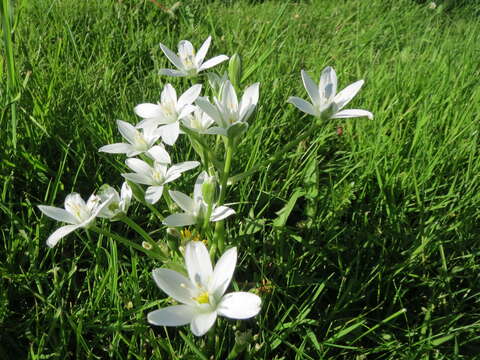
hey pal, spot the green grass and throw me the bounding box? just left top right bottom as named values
left=1, top=0, right=480, bottom=358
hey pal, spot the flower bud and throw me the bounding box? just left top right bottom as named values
left=228, top=53, right=242, bottom=89
left=201, top=174, right=218, bottom=205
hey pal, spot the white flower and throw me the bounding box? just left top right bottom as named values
left=122, top=155, right=200, bottom=204
left=38, top=193, right=112, bottom=248
left=196, top=80, right=260, bottom=137
left=134, top=84, right=202, bottom=145
left=163, top=171, right=235, bottom=227
left=97, top=182, right=132, bottom=220
left=288, top=67, right=373, bottom=120
left=181, top=107, right=215, bottom=134
left=159, top=36, right=229, bottom=77
left=148, top=241, right=261, bottom=336
left=99, top=120, right=161, bottom=157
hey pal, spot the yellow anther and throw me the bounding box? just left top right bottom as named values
left=193, top=292, right=210, bottom=304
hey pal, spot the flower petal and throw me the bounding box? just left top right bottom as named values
left=203, top=126, right=227, bottom=136
left=38, top=205, right=77, bottom=224
left=148, top=305, right=197, bottom=327
left=195, top=36, right=211, bottom=67
left=210, top=247, right=237, bottom=298
left=117, top=120, right=137, bottom=144
left=190, top=311, right=217, bottom=337
left=198, top=55, right=229, bottom=71
left=196, top=97, right=222, bottom=125
left=162, top=83, right=178, bottom=106
left=125, top=158, right=152, bottom=175
left=98, top=143, right=132, bottom=154
left=121, top=173, right=152, bottom=186
left=178, top=40, right=195, bottom=60
left=178, top=84, right=202, bottom=109
left=147, top=145, right=171, bottom=164
left=145, top=185, right=164, bottom=204
left=287, top=96, right=316, bottom=116
left=167, top=161, right=200, bottom=181
left=160, top=122, right=180, bottom=146
left=169, top=190, right=196, bottom=213
left=152, top=268, right=196, bottom=305
left=185, top=241, right=213, bottom=288
left=319, top=66, right=337, bottom=103
left=301, top=70, right=320, bottom=106
left=211, top=206, right=235, bottom=222
left=134, top=103, right=163, bottom=120
left=239, top=82, right=260, bottom=120
left=46, top=224, right=81, bottom=248
left=333, top=79, right=364, bottom=111
left=160, top=43, right=184, bottom=70
left=163, top=213, right=197, bottom=227
left=331, top=109, right=373, bottom=120
left=217, top=292, right=261, bottom=319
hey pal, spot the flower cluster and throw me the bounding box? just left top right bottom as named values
left=38, top=35, right=373, bottom=344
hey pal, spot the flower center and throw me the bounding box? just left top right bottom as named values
left=133, top=132, right=148, bottom=151
left=193, top=291, right=210, bottom=304
left=151, top=169, right=165, bottom=185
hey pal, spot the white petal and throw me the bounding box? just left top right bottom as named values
left=178, top=40, right=194, bottom=60
left=331, top=109, right=373, bottom=120
left=148, top=305, right=197, bottom=327
left=301, top=70, right=320, bottom=106
left=160, top=122, right=180, bottom=146
left=163, top=213, right=197, bottom=227
left=210, top=247, right=237, bottom=298
left=195, top=36, right=211, bottom=66
left=152, top=268, right=196, bottom=305
left=217, top=292, right=261, bottom=319
left=160, top=43, right=184, bottom=70
left=134, top=103, right=163, bottom=120
left=319, top=66, right=337, bottom=103
left=64, top=193, right=86, bottom=214
left=38, top=205, right=77, bottom=224
left=169, top=191, right=196, bottom=213
left=162, top=84, right=177, bottom=105
left=190, top=311, right=217, bottom=337
left=120, top=182, right=132, bottom=211
left=193, top=171, right=208, bottom=201
left=333, top=80, right=364, bottom=111
left=222, top=81, right=238, bottom=112
left=198, top=55, right=229, bottom=71
left=178, top=84, right=202, bottom=109
left=239, top=82, right=260, bottom=120
left=196, top=97, right=222, bottom=125
left=147, top=145, right=171, bottom=164
left=178, top=104, right=197, bottom=120
left=46, top=224, right=80, bottom=248
left=167, top=161, right=200, bottom=180
left=287, top=96, right=316, bottom=116
left=159, top=68, right=187, bottom=77
left=210, top=206, right=235, bottom=222
left=145, top=185, right=164, bottom=204
left=117, top=120, right=137, bottom=144
left=98, top=143, right=133, bottom=154
left=185, top=241, right=213, bottom=287
left=121, top=173, right=152, bottom=186
left=125, top=158, right=152, bottom=175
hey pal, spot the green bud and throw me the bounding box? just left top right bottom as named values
left=228, top=53, right=242, bottom=89
left=201, top=175, right=218, bottom=205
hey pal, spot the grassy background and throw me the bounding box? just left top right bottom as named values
left=1, top=0, right=480, bottom=358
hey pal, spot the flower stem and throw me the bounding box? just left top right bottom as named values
left=120, top=217, right=169, bottom=259
left=91, top=225, right=166, bottom=260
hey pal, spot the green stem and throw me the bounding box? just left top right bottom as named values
left=91, top=225, right=165, bottom=260
left=121, top=217, right=169, bottom=259
left=228, top=122, right=327, bottom=185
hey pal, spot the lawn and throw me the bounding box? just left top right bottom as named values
left=1, top=0, right=480, bottom=358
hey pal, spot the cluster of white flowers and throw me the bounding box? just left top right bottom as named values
left=38, top=35, right=373, bottom=340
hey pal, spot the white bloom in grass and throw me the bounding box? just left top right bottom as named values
left=122, top=157, right=200, bottom=205
left=163, top=171, right=235, bottom=227
left=99, top=120, right=161, bottom=157
left=38, top=193, right=112, bottom=248
left=288, top=67, right=373, bottom=120
left=148, top=241, right=261, bottom=336
left=181, top=107, right=215, bottom=134
left=134, top=84, right=202, bottom=145
left=196, top=80, right=260, bottom=137
left=97, top=182, right=132, bottom=220
left=159, top=36, right=229, bottom=77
